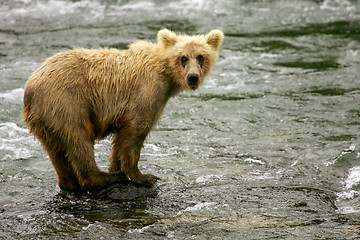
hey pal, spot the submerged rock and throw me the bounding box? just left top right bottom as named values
left=95, top=181, right=159, bottom=201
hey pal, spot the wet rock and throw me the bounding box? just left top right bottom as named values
left=95, top=181, right=159, bottom=201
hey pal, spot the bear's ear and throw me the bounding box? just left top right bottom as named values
left=158, top=29, right=177, bottom=49
left=206, top=29, right=224, bottom=51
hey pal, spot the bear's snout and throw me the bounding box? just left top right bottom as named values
left=187, top=73, right=199, bottom=89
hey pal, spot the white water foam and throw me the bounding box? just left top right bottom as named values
left=0, top=122, right=39, bottom=161
left=244, top=157, right=265, bottom=165
left=178, top=202, right=217, bottom=215
left=344, top=166, right=360, bottom=190
left=0, top=88, right=24, bottom=103
left=1, top=0, right=105, bottom=21
left=195, top=174, right=222, bottom=184
left=336, top=166, right=360, bottom=214
left=320, top=0, right=357, bottom=12
left=2, top=0, right=227, bottom=23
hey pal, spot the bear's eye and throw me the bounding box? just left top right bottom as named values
left=197, top=55, right=205, bottom=66
left=180, top=56, right=188, bottom=67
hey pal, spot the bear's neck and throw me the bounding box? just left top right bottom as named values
left=167, top=76, right=183, bottom=98
left=128, top=42, right=183, bottom=99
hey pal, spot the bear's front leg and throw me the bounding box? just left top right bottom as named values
left=109, top=131, right=160, bottom=187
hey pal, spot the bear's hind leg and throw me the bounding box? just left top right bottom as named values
left=50, top=150, right=81, bottom=192
left=65, top=138, right=126, bottom=190
left=30, top=124, right=81, bottom=192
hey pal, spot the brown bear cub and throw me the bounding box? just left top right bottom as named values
left=23, top=29, right=224, bottom=192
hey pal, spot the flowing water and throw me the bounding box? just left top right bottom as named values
left=1, top=0, right=360, bottom=239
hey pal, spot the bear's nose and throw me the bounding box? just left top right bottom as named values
left=187, top=73, right=199, bottom=89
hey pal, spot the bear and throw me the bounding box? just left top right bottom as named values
left=23, top=29, right=224, bottom=192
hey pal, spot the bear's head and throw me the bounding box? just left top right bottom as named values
left=158, top=29, right=224, bottom=91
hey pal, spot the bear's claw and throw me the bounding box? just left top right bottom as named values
left=132, top=173, right=161, bottom=187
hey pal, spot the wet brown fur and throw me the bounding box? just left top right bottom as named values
left=23, top=29, right=224, bottom=191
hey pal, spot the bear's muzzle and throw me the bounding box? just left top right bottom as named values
left=187, top=73, right=199, bottom=90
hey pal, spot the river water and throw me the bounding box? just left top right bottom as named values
left=1, top=0, right=360, bottom=239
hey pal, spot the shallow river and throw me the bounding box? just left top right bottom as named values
left=1, top=0, right=360, bottom=239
